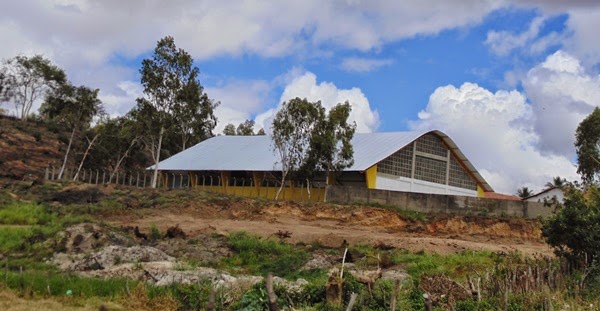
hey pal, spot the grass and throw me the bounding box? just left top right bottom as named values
left=223, top=231, right=310, bottom=278
left=0, top=202, right=53, bottom=225
left=392, top=249, right=497, bottom=278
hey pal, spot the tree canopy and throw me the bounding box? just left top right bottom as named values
left=2, top=55, right=66, bottom=119
left=271, top=97, right=355, bottom=199
left=134, top=36, right=217, bottom=187
left=516, top=186, right=533, bottom=199
left=575, top=107, right=600, bottom=183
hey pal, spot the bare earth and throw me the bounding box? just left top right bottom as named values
left=106, top=200, right=553, bottom=257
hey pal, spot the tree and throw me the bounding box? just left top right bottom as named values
left=516, top=186, right=533, bottom=199
left=305, top=101, right=356, bottom=188
left=135, top=36, right=216, bottom=187
left=545, top=176, right=567, bottom=190
left=271, top=98, right=322, bottom=199
left=236, top=119, right=255, bottom=135
left=171, top=61, right=218, bottom=151
left=40, top=83, right=103, bottom=179
left=575, top=107, right=600, bottom=183
left=542, top=184, right=600, bottom=269
left=223, top=123, right=236, bottom=135
left=2, top=55, right=66, bottom=119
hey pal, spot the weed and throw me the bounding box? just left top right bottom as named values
left=150, top=224, right=161, bottom=241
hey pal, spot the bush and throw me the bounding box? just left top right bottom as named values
left=542, top=184, right=600, bottom=266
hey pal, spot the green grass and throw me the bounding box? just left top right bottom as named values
left=392, top=250, right=496, bottom=278
left=223, top=231, right=310, bottom=278
left=0, top=202, right=53, bottom=225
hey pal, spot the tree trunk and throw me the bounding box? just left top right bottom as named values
left=275, top=172, right=286, bottom=200
left=109, top=137, right=138, bottom=181
left=151, top=127, right=164, bottom=188
left=324, top=162, right=331, bottom=202
left=58, top=128, right=76, bottom=179
left=73, top=133, right=99, bottom=181
left=266, top=273, right=279, bottom=311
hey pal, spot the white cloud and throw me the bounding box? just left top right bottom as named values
left=255, top=71, right=379, bottom=133
left=206, top=79, right=272, bottom=134
left=340, top=57, right=394, bottom=73
left=485, top=15, right=565, bottom=56
left=410, top=82, right=578, bottom=194
left=523, top=50, right=600, bottom=157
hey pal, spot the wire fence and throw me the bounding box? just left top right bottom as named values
left=44, top=167, right=327, bottom=202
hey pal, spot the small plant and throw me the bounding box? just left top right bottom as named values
left=150, top=224, right=161, bottom=241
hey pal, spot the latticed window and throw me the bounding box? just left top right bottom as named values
left=448, top=156, right=477, bottom=190
left=377, top=143, right=413, bottom=178
left=416, top=134, right=448, bottom=158
left=414, top=156, right=447, bottom=184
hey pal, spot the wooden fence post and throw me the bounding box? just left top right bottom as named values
left=266, top=273, right=279, bottom=311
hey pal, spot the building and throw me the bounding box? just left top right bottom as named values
left=153, top=130, right=495, bottom=199
left=525, top=187, right=564, bottom=204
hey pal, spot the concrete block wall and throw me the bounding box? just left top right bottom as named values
left=327, top=186, right=551, bottom=219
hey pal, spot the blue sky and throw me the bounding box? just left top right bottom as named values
left=1, top=0, right=599, bottom=193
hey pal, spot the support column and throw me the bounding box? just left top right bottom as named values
left=365, top=165, right=377, bottom=189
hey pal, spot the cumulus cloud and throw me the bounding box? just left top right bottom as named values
left=254, top=71, right=379, bottom=133
left=206, top=79, right=272, bottom=134
left=340, top=57, right=394, bottom=73
left=410, top=82, right=578, bottom=194
left=523, top=50, right=600, bottom=157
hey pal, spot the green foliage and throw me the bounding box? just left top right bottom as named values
left=1, top=54, right=67, bottom=119
left=150, top=224, right=161, bottom=241
left=515, top=186, right=533, bottom=199
left=223, top=123, right=236, bottom=135
left=0, top=202, right=53, bottom=225
left=224, top=231, right=310, bottom=278
left=542, top=184, right=600, bottom=265
left=575, top=107, right=600, bottom=182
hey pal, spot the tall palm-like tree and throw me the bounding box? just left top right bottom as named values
left=516, top=186, right=533, bottom=199
left=544, top=176, right=567, bottom=189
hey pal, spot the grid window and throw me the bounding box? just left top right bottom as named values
left=414, top=155, right=447, bottom=184
left=416, top=134, right=448, bottom=158
left=448, top=156, right=477, bottom=190
left=377, top=143, right=413, bottom=178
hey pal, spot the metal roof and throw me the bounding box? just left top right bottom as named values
left=154, top=130, right=494, bottom=192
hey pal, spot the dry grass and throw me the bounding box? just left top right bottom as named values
left=0, top=286, right=124, bottom=311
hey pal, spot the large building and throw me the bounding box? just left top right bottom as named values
left=154, top=130, right=495, bottom=199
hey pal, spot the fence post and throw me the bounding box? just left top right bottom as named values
left=225, top=177, right=228, bottom=194
left=95, top=170, right=99, bottom=185
left=44, top=167, right=49, bottom=180
left=233, top=177, right=236, bottom=196
left=171, top=173, right=175, bottom=189
left=115, top=172, right=118, bottom=185
left=51, top=167, right=55, bottom=180
left=202, top=175, right=206, bottom=189
left=209, top=176, right=213, bottom=188
left=179, top=174, right=183, bottom=188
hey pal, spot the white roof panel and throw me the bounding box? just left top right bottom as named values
left=154, top=130, right=493, bottom=192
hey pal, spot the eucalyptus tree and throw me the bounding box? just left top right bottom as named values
left=40, top=83, right=104, bottom=179
left=305, top=101, right=356, bottom=199
left=2, top=55, right=66, bottom=119
left=223, top=123, right=236, bottom=135
left=575, top=107, right=600, bottom=183
left=271, top=98, right=322, bottom=199
left=135, top=36, right=217, bottom=188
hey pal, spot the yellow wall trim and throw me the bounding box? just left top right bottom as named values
left=366, top=165, right=377, bottom=189
left=477, top=185, right=485, bottom=197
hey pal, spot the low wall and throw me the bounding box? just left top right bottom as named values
left=327, top=186, right=551, bottom=219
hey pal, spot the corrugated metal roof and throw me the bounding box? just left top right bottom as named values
left=154, top=130, right=494, bottom=192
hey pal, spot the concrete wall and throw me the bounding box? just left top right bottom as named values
left=327, top=186, right=551, bottom=219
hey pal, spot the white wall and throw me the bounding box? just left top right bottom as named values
left=375, top=173, right=478, bottom=197
left=526, top=188, right=564, bottom=203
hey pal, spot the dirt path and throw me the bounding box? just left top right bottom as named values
left=107, top=201, right=553, bottom=257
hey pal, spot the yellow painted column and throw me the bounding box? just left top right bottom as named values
left=477, top=185, right=485, bottom=197
left=220, top=171, right=230, bottom=193
left=252, top=172, right=262, bottom=197
left=365, top=165, right=377, bottom=189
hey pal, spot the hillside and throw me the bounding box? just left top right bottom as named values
left=0, top=116, right=64, bottom=180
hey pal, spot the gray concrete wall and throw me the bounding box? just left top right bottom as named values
left=327, top=186, right=551, bottom=219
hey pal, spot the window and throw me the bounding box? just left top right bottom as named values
left=416, top=134, right=447, bottom=158
left=377, top=143, right=413, bottom=177
left=448, top=156, right=477, bottom=190
left=414, top=155, right=447, bottom=184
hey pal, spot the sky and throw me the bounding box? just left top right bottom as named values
left=1, top=0, right=600, bottom=194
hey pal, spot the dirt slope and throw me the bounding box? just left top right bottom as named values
left=105, top=196, right=551, bottom=257
left=0, top=116, right=63, bottom=180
